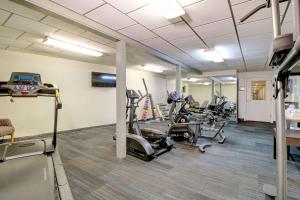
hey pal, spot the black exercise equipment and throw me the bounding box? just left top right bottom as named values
left=167, top=91, right=210, bottom=152
left=125, top=87, right=173, bottom=161
left=0, top=72, right=73, bottom=200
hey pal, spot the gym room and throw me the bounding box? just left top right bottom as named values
left=0, top=0, right=299, bottom=199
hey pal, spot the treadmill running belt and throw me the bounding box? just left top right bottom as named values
left=0, top=155, right=55, bottom=200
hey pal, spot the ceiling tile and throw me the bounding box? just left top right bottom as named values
left=245, top=56, right=267, bottom=69
left=119, top=24, right=157, bottom=41
left=0, top=0, right=45, bottom=21
left=184, top=0, right=231, bottom=27
left=167, top=50, right=191, bottom=61
left=142, top=37, right=183, bottom=58
left=5, top=15, right=57, bottom=35
left=282, top=4, right=293, bottom=23
left=50, top=30, right=113, bottom=53
left=80, top=31, right=114, bottom=44
left=106, top=42, right=117, bottom=48
left=52, top=0, right=105, bottom=15
left=0, top=44, right=7, bottom=49
left=243, top=49, right=269, bottom=59
left=85, top=4, right=136, bottom=30
left=282, top=21, right=293, bottom=35
left=205, top=33, right=237, bottom=47
left=51, top=30, right=94, bottom=46
left=237, top=18, right=273, bottom=38
left=240, top=33, right=272, bottom=55
left=17, top=32, right=45, bottom=43
left=230, top=0, right=248, bottom=5
left=128, top=4, right=181, bottom=30
left=142, top=37, right=173, bottom=51
left=6, top=46, right=28, bottom=52
left=0, top=26, right=23, bottom=39
left=194, top=18, right=235, bottom=39
left=0, top=37, right=31, bottom=48
left=85, top=41, right=115, bottom=54
left=153, top=21, right=195, bottom=41
left=27, top=44, right=62, bottom=53
left=203, top=34, right=242, bottom=60
left=170, top=35, right=205, bottom=53
left=0, top=9, right=10, bottom=25
left=104, top=0, right=150, bottom=13
left=178, top=0, right=203, bottom=7
left=41, top=16, right=85, bottom=34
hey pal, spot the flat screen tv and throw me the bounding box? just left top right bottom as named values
left=92, top=72, right=116, bottom=87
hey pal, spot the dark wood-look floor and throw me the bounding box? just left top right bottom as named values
left=58, top=122, right=300, bottom=200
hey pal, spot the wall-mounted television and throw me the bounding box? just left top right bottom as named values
left=92, top=72, right=116, bottom=87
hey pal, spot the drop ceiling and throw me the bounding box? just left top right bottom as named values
left=0, top=0, right=185, bottom=75
left=0, top=0, right=294, bottom=73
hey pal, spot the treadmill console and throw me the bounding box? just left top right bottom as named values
left=0, top=72, right=58, bottom=97
left=126, top=89, right=140, bottom=99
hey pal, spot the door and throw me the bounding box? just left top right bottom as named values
left=245, top=78, right=272, bottom=122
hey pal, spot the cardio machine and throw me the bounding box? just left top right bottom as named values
left=167, top=91, right=210, bottom=152
left=0, top=72, right=73, bottom=200
left=176, top=95, right=226, bottom=144
left=124, top=80, right=173, bottom=161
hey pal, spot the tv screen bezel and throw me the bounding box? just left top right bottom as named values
left=91, top=72, right=116, bottom=88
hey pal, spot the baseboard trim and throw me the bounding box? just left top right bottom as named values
left=0, top=123, right=116, bottom=143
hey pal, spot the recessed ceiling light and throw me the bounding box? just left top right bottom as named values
left=44, top=37, right=103, bottom=57
left=202, top=49, right=224, bottom=63
left=150, top=0, right=185, bottom=19
left=142, top=64, right=165, bottom=73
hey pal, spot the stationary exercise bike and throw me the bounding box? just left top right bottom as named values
left=167, top=91, right=210, bottom=152
left=125, top=87, right=173, bottom=160
left=177, top=95, right=226, bottom=144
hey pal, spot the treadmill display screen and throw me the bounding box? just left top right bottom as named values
left=10, top=72, right=42, bottom=84
left=91, top=72, right=116, bottom=87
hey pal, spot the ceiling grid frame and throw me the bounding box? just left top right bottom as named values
left=83, top=1, right=200, bottom=66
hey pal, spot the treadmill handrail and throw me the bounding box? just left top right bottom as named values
left=0, top=79, right=62, bottom=150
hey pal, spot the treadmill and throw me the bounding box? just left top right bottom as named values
left=0, top=72, right=73, bottom=200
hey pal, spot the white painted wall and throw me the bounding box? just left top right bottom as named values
left=238, top=71, right=274, bottom=122
left=188, top=84, right=237, bottom=104
left=0, top=50, right=167, bottom=138
left=188, top=84, right=212, bottom=104
left=222, top=84, right=237, bottom=103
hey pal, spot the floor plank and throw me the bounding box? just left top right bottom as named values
left=58, top=122, right=300, bottom=200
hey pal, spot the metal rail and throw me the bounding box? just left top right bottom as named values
left=240, top=0, right=288, bottom=23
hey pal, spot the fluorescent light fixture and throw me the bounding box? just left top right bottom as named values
left=142, top=64, right=165, bottom=73
left=44, top=37, right=103, bottom=57
left=203, top=82, right=211, bottom=86
left=102, top=75, right=116, bottom=80
left=202, top=49, right=224, bottom=63
left=187, top=78, right=199, bottom=82
left=228, top=76, right=237, bottom=81
left=150, top=0, right=185, bottom=19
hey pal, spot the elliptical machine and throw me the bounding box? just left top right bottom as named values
left=122, top=82, right=173, bottom=161
left=167, top=91, right=210, bottom=152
